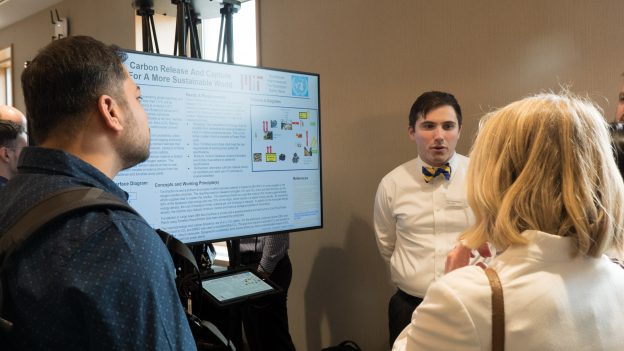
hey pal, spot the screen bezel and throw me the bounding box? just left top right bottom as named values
left=120, top=49, right=323, bottom=245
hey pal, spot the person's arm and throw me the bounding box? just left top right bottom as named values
left=257, top=232, right=289, bottom=275
left=392, top=278, right=482, bottom=351
left=374, top=181, right=396, bottom=264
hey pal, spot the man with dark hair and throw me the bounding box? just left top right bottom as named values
left=374, top=91, right=474, bottom=346
left=0, top=105, right=28, bottom=186
left=0, top=36, right=195, bottom=350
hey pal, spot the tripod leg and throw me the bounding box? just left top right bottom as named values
left=225, top=8, right=234, bottom=63
left=175, top=2, right=186, bottom=56
left=149, top=15, right=160, bottom=54
left=184, top=5, right=201, bottom=59
left=217, top=13, right=225, bottom=61
left=142, top=16, right=150, bottom=52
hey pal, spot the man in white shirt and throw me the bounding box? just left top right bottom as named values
left=374, top=91, right=474, bottom=346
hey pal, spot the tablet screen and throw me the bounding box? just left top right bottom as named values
left=201, top=270, right=276, bottom=303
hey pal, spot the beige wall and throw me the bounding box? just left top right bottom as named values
left=0, top=0, right=135, bottom=113
left=2, top=0, right=624, bottom=350
left=258, top=1, right=624, bottom=350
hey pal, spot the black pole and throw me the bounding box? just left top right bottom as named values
left=224, top=4, right=234, bottom=63
left=191, top=11, right=202, bottom=59
left=142, top=15, right=150, bottom=52
left=149, top=14, right=160, bottom=53
left=185, top=6, right=201, bottom=59
left=217, top=12, right=225, bottom=61
left=226, top=239, right=241, bottom=268
left=174, top=0, right=187, bottom=57
left=137, top=7, right=159, bottom=54
left=218, top=1, right=239, bottom=63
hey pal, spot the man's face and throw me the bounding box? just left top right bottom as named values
left=7, top=132, right=28, bottom=175
left=117, top=71, right=150, bottom=170
left=616, top=83, right=624, bottom=123
left=409, top=105, right=461, bottom=167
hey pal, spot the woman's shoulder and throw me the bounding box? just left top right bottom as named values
left=433, top=266, right=492, bottom=303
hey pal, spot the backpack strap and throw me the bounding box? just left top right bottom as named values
left=156, top=229, right=198, bottom=272
left=0, top=186, right=137, bottom=270
left=0, top=186, right=137, bottom=334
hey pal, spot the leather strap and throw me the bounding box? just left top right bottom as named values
left=484, top=267, right=505, bottom=351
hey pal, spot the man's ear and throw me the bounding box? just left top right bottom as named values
left=0, top=146, right=11, bottom=165
left=408, top=125, right=416, bottom=141
left=0, top=147, right=10, bottom=164
left=97, top=94, right=124, bottom=132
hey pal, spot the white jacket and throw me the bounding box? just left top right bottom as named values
left=394, top=230, right=624, bottom=351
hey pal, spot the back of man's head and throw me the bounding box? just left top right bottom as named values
left=0, top=120, right=26, bottom=147
left=21, top=36, right=127, bottom=144
left=0, top=105, right=28, bottom=179
left=0, top=105, right=26, bottom=124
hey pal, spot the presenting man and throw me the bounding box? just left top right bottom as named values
left=0, top=105, right=28, bottom=185
left=374, top=91, right=474, bottom=346
left=0, top=36, right=195, bottom=350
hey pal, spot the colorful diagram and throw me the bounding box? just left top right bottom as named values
left=250, top=105, right=319, bottom=171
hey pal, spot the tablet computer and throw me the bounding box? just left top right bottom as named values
left=200, top=269, right=279, bottom=306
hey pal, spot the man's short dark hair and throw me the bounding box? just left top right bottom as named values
left=21, top=36, right=127, bottom=144
left=0, top=120, right=26, bottom=147
left=408, top=91, right=462, bottom=128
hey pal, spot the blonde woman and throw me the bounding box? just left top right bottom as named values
left=393, top=93, right=624, bottom=351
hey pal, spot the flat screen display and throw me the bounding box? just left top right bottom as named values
left=115, top=50, right=322, bottom=244
left=201, top=270, right=276, bottom=304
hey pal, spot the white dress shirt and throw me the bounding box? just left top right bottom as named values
left=374, top=153, right=474, bottom=297
left=393, top=230, right=624, bottom=351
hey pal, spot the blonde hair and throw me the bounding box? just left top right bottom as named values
left=461, top=93, right=624, bottom=257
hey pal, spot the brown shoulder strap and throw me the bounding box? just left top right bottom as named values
left=484, top=267, right=505, bottom=351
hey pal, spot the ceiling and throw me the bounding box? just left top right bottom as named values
left=0, top=0, right=63, bottom=31
left=0, top=0, right=246, bottom=31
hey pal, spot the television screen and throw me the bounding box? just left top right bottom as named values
left=115, top=50, right=322, bottom=244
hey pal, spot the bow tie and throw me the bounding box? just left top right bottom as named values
left=422, top=163, right=451, bottom=183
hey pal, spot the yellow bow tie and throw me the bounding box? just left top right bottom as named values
left=422, top=163, right=451, bottom=183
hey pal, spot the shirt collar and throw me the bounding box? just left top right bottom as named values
left=17, top=146, right=128, bottom=200
left=499, top=230, right=576, bottom=262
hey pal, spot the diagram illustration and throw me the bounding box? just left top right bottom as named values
left=251, top=105, right=319, bottom=172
